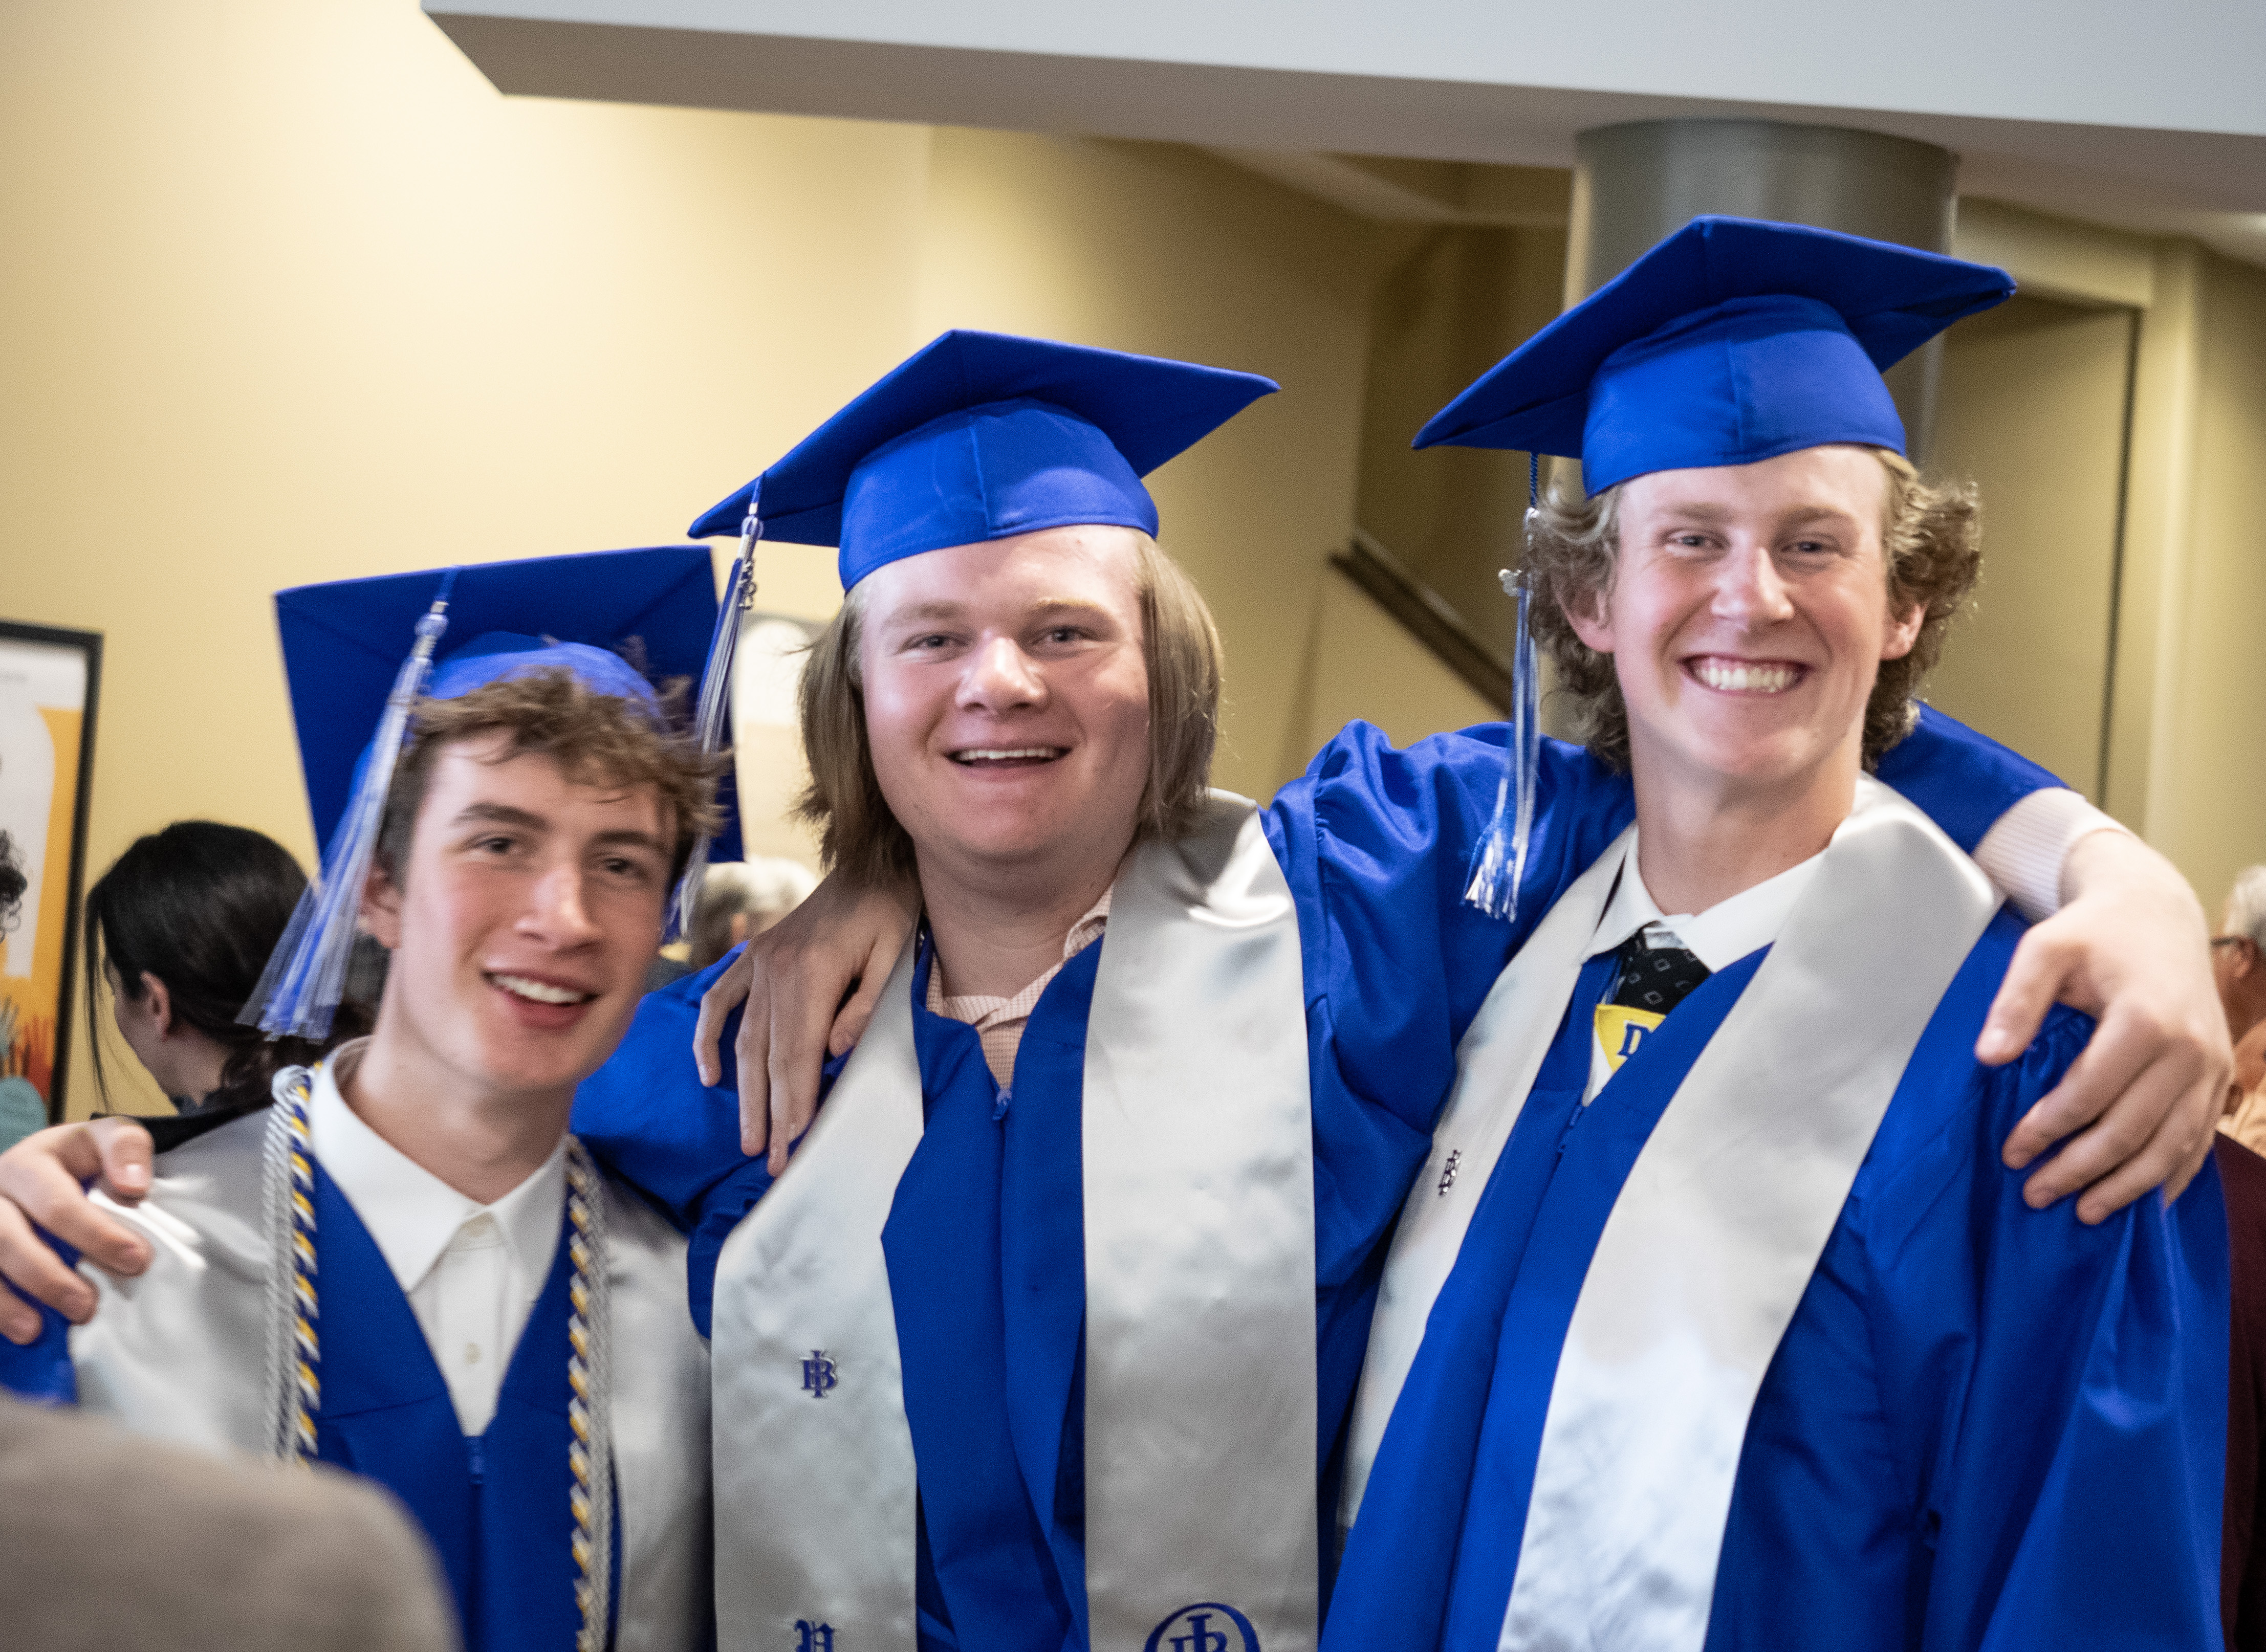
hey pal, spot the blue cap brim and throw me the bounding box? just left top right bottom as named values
left=688, top=330, right=1277, bottom=552
left=1414, top=216, right=2014, bottom=473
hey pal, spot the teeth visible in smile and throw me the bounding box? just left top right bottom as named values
left=1694, top=660, right=1798, bottom=694
left=952, top=747, right=1062, bottom=762
left=492, top=974, right=593, bottom=1005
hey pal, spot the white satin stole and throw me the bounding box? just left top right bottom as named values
left=1342, top=776, right=2000, bottom=1652
left=67, top=1108, right=714, bottom=1652
left=709, top=792, right=1319, bottom=1652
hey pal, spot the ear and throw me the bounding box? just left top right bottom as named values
left=139, top=973, right=173, bottom=1038
left=361, top=864, right=405, bottom=951
left=1880, top=599, right=1926, bottom=662
left=1562, top=584, right=1617, bottom=655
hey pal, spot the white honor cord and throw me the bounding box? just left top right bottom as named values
left=263, top=1074, right=614, bottom=1645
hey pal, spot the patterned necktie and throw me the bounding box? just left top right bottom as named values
left=1609, top=927, right=1711, bottom=1015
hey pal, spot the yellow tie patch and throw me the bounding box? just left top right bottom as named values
left=1594, top=1003, right=1665, bottom=1076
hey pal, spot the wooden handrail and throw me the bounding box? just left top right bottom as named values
left=1330, top=530, right=1511, bottom=707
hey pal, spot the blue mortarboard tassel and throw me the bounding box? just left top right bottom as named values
left=670, top=493, right=759, bottom=939
left=243, top=572, right=459, bottom=1039
left=1463, top=455, right=1544, bottom=922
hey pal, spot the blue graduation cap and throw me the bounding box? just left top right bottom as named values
left=1413, top=215, right=2015, bottom=495
left=1422, top=216, right=2014, bottom=926
left=248, top=546, right=737, bottom=1038
left=687, top=329, right=1279, bottom=587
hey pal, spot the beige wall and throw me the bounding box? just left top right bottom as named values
left=2, top=0, right=1425, bottom=1117
left=17, top=1, right=2259, bottom=1121
left=1353, top=225, right=1569, bottom=663
left=1282, top=566, right=1498, bottom=773
left=1926, top=294, right=2134, bottom=798
left=1892, top=213, right=2266, bottom=907
left=2112, top=247, right=2266, bottom=910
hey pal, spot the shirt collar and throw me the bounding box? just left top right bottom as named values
left=1583, top=831, right=1827, bottom=973
left=307, top=1042, right=568, bottom=1298
left=927, top=878, right=1115, bottom=1011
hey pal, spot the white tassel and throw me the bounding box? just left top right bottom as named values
left=1463, top=455, right=1545, bottom=922
left=244, top=582, right=454, bottom=1039
left=670, top=500, right=758, bottom=939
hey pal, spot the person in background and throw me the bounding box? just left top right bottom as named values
left=84, top=821, right=365, bottom=1132
left=644, top=856, right=819, bottom=991
left=2214, top=867, right=2266, bottom=1648
left=0, top=814, right=457, bottom=1652
left=686, top=856, right=818, bottom=972
left=2219, top=864, right=2266, bottom=1151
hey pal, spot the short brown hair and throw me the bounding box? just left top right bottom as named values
left=796, top=532, right=1223, bottom=885
left=1521, top=448, right=1980, bottom=770
left=376, top=667, right=727, bottom=887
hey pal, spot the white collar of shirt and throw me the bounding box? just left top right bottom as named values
left=1583, top=831, right=1827, bottom=972
left=308, top=1042, right=566, bottom=1300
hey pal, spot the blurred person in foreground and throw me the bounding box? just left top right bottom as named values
left=0, top=818, right=456, bottom=1652
left=2219, top=865, right=2266, bottom=1151
left=0, top=552, right=726, bottom=1652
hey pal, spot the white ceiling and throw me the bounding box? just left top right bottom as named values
left=425, top=0, right=2266, bottom=267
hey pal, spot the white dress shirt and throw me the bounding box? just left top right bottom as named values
left=1580, top=835, right=1824, bottom=1103
left=1570, top=784, right=2117, bottom=1103
left=1972, top=786, right=2123, bottom=923
left=309, top=1046, right=566, bottom=1436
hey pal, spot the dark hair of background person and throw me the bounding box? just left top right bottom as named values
left=0, top=832, right=24, bottom=927
left=82, top=821, right=367, bottom=1112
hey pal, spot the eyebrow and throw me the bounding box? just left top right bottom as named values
left=879, top=598, right=1118, bottom=625
left=452, top=804, right=666, bottom=853
left=454, top=802, right=549, bottom=833
left=1654, top=503, right=1857, bottom=528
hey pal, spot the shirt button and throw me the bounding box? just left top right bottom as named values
left=465, top=1343, right=482, bottom=1366
left=464, top=1215, right=497, bottom=1240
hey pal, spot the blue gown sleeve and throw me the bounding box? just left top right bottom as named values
left=1903, top=1036, right=2228, bottom=1648
left=573, top=946, right=783, bottom=1333
left=0, top=1236, right=81, bottom=1405
left=1712, top=974, right=2225, bottom=1650
left=1875, top=703, right=2065, bottom=854
left=571, top=947, right=756, bottom=1233
left=1263, top=701, right=2066, bottom=1296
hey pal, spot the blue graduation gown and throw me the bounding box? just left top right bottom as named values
left=1324, top=911, right=2229, bottom=1652
left=571, top=707, right=2061, bottom=1638
left=0, top=1167, right=618, bottom=1652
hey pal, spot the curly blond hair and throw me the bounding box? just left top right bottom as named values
left=1520, top=449, right=1980, bottom=770
left=377, top=667, right=728, bottom=886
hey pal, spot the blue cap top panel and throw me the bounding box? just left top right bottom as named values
left=688, top=329, right=1276, bottom=585
left=1413, top=216, right=2014, bottom=495
left=273, top=545, right=737, bottom=860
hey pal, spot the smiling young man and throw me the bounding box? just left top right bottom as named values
left=0, top=552, right=725, bottom=1652
left=1323, top=218, right=2226, bottom=1651
left=549, top=325, right=2229, bottom=1652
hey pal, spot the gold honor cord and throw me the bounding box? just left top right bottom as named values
left=263, top=1071, right=614, bottom=1648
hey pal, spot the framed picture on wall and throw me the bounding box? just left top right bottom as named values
left=0, top=622, right=101, bottom=1141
